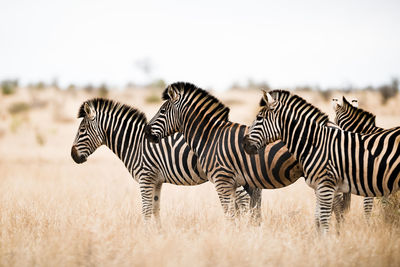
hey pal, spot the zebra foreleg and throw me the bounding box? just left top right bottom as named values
left=234, top=187, right=251, bottom=215
left=139, top=174, right=162, bottom=226
left=363, top=197, right=374, bottom=221
left=153, top=183, right=163, bottom=226
left=315, top=182, right=336, bottom=234
left=244, top=185, right=262, bottom=226
left=214, top=173, right=238, bottom=220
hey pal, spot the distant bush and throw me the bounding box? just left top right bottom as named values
left=379, top=78, right=398, bottom=104
left=145, top=90, right=161, bottom=104
left=149, top=79, right=166, bottom=89
left=98, top=84, right=109, bottom=97
left=8, top=102, right=30, bottom=115
left=379, top=192, right=400, bottom=226
left=1, top=79, right=18, bottom=95
left=35, top=81, right=46, bottom=90
left=67, top=84, right=76, bottom=91
left=318, top=89, right=332, bottom=102
left=295, top=86, right=313, bottom=92
left=51, top=78, right=60, bottom=90
left=84, top=84, right=94, bottom=93
left=9, top=116, right=27, bottom=133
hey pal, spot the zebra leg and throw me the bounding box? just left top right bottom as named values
left=139, top=174, right=160, bottom=223
left=234, top=187, right=250, bottom=215
left=214, top=172, right=237, bottom=220
left=332, top=192, right=344, bottom=233
left=153, top=183, right=163, bottom=226
left=244, top=185, right=262, bottom=225
left=315, top=182, right=336, bottom=234
left=363, top=197, right=374, bottom=221
left=314, top=200, right=320, bottom=229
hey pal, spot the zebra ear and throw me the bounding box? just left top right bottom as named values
left=168, top=86, right=179, bottom=101
left=331, top=98, right=339, bottom=110
left=84, top=102, right=96, bottom=120
left=262, top=90, right=276, bottom=108
left=351, top=98, right=359, bottom=108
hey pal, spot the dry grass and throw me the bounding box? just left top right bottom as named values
left=0, top=88, right=399, bottom=267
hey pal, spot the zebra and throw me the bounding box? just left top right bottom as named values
left=332, top=96, right=386, bottom=219
left=244, top=90, right=400, bottom=233
left=144, top=82, right=317, bottom=222
left=71, top=98, right=251, bottom=225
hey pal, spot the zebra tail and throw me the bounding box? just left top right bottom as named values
left=342, top=192, right=352, bottom=213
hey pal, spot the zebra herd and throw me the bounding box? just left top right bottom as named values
left=71, top=82, right=400, bottom=233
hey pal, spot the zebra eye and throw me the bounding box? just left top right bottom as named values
left=160, top=108, right=166, bottom=114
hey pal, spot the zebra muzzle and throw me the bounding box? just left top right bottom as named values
left=144, top=125, right=160, bottom=143
left=71, top=145, right=87, bottom=164
left=243, top=135, right=259, bottom=155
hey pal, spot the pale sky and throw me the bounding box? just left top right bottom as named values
left=1, top=0, right=399, bottom=90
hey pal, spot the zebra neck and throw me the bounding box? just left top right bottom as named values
left=181, top=108, right=229, bottom=169
left=279, top=108, right=330, bottom=165
left=102, top=113, right=146, bottom=178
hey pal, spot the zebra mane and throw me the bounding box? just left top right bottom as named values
left=162, top=82, right=230, bottom=121
left=77, top=98, right=147, bottom=123
left=265, top=89, right=330, bottom=124
left=342, top=97, right=376, bottom=125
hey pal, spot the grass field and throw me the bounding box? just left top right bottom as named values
left=1, top=88, right=399, bottom=267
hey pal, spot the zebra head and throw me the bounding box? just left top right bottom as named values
left=145, top=84, right=181, bottom=143
left=332, top=96, right=355, bottom=126
left=243, top=90, right=281, bottom=154
left=71, top=101, right=104, bottom=164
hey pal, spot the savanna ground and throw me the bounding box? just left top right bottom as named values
left=0, top=87, right=399, bottom=267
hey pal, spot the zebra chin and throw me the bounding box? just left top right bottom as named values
left=71, top=146, right=87, bottom=164
left=242, top=136, right=260, bottom=155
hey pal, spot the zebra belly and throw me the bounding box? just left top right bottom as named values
left=218, top=129, right=302, bottom=189
left=144, top=133, right=208, bottom=186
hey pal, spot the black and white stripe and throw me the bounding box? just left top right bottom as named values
left=245, top=90, right=400, bottom=233
left=333, top=97, right=385, bottom=219
left=145, top=82, right=307, bottom=222
left=71, top=98, right=251, bottom=224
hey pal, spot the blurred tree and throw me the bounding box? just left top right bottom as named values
left=1, top=79, right=18, bottom=95
left=98, top=83, right=109, bottom=97
left=379, top=78, right=398, bottom=104
left=84, top=84, right=94, bottom=93
left=149, top=79, right=166, bottom=89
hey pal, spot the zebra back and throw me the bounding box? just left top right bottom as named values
left=72, top=98, right=208, bottom=185
left=148, top=83, right=304, bottom=189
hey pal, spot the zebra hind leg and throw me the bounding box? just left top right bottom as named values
left=315, top=182, right=336, bottom=234
left=363, top=197, right=374, bottom=221
left=214, top=172, right=238, bottom=220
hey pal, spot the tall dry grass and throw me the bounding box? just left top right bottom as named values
left=1, top=88, right=399, bottom=267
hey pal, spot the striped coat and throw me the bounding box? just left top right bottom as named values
left=245, top=90, right=400, bottom=233
left=71, top=98, right=251, bottom=224
left=145, top=82, right=308, bottom=221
